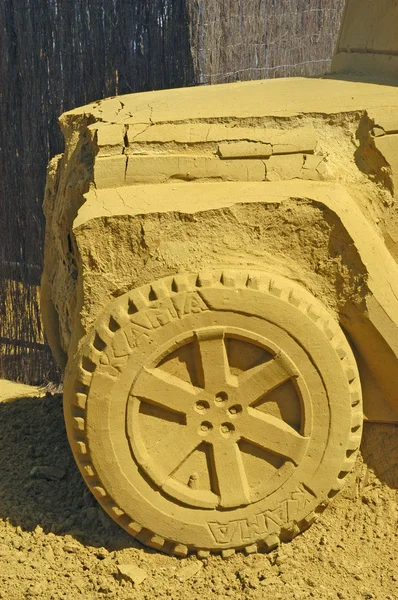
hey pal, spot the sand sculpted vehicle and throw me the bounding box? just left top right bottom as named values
left=41, top=0, right=398, bottom=557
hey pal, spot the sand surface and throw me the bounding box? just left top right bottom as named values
left=0, top=380, right=397, bottom=599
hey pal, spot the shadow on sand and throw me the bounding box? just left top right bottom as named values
left=0, top=393, right=155, bottom=553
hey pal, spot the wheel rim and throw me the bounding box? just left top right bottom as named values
left=127, top=325, right=312, bottom=510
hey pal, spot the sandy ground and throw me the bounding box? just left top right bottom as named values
left=0, top=380, right=397, bottom=600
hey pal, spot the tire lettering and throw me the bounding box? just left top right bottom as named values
left=208, top=484, right=315, bottom=544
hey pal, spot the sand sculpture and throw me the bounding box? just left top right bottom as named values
left=41, top=0, right=398, bottom=556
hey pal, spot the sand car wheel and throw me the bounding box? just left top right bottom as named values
left=64, top=270, right=363, bottom=556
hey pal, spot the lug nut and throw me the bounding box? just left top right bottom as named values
left=220, top=422, right=235, bottom=437
left=199, top=421, right=213, bottom=436
left=195, top=400, right=209, bottom=413
left=228, top=404, right=242, bottom=417
left=215, top=391, right=228, bottom=404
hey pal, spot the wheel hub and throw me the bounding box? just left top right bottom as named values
left=193, top=391, right=240, bottom=439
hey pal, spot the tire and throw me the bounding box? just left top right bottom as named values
left=64, top=270, right=363, bottom=557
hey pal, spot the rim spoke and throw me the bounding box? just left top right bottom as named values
left=194, top=329, right=233, bottom=392
left=147, top=424, right=200, bottom=482
left=133, top=367, right=199, bottom=415
left=211, top=441, right=251, bottom=507
left=235, top=355, right=297, bottom=407
left=240, top=409, right=308, bottom=465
